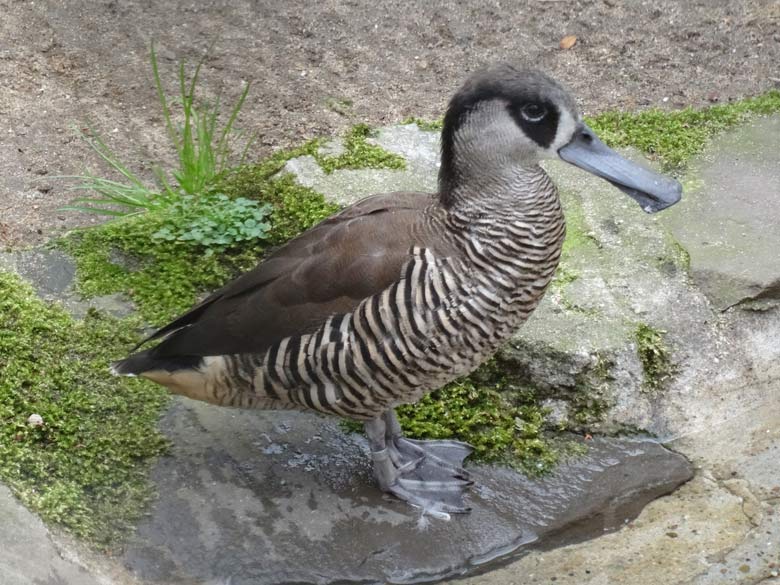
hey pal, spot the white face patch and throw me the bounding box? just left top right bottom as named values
left=545, top=107, right=580, bottom=157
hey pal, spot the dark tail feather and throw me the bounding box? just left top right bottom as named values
left=111, top=350, right=202, bottom=376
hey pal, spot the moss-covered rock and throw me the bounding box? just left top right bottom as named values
left=0, top=271, right=168, bottom=546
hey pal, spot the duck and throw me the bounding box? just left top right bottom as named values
left=112, top=64, right=681, bottom=519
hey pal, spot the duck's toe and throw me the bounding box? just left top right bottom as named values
left=392, top=437, right=473, bottom=479
left=385, top=476, right=473, bottom=520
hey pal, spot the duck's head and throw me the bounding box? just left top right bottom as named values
left=439, top=64, right=682, bottom=213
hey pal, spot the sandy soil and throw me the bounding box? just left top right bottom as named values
left=1, top=0, right=778, bottom=246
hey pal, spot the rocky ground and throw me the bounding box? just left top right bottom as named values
left=1, top=1, right=780, bottom=584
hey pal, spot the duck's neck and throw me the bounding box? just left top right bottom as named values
left=443, top=163, right=564, bottom=238
left=439, top=162, right=566, bottom=305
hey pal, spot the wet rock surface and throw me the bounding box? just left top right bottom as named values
left=120, top=401, right=691, bottom=585
left=462, top=386, right=780, bottom=585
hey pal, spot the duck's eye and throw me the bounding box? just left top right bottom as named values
left=520, top=103, right=547, bottom=123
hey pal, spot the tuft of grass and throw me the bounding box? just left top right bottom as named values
left=586, top=90, right=780, bottom=169
left=60, top=126, right=180, bottom=217
left=0, top=271, right=169, bottom=546
left=150, top=43, right=254, bottom=196
left=635, top=323, right=674, bottom=391
left=324, top=96, right=354, bottom=116
left=316, top=123, right=406, bottom=174
left=62, top=43, right=254, bottom=217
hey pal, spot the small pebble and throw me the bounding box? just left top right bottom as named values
left=27, top=413, right=44, bottom=427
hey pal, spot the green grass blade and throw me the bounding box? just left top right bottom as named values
left=216, top=82, right=252, bottom=170
left=218, top=81, right=250, bottom=152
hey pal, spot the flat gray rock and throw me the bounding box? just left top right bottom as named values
left=121, top=400, right=692, bottom=585
left=0, top=485, right=101, bottom=585
left=0, top=249, right=76, bottom=299
left=663, top=115, right=780, bottom=310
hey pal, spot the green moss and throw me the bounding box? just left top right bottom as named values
left=60, top=217, right=260, bottom=326
left=551, top=263, right=579, bottom=289
left=216, top=139, right=322, bottom=191
left=514, top=347, right=612, bottom=432
left=586, top=90, right=780, bottom=169
left=560, top=194, right=599, bottom=259
left=635, top=323, right=673, bottom=391
left=0, top=271, right=168, bottom=546
left=567, top=357, right=612, bottom=428
left=569, top=396, right=610, bottom=427
left=400, top=116, right=444, bottom=132
left=316, top=123, right=406, bottom=174
left=551, top=263, right=602, bottom=316
left=665, top=236, right=692, bottom=273
left=551, top=193, right=603, bottom=314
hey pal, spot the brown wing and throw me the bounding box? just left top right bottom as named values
left=140, top=192, right=448, bottom=358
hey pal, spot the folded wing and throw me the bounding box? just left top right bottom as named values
left=125, top=192, right=445, bottom=363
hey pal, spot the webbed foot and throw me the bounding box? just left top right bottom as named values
left=364, top=410, right=474, bottom=519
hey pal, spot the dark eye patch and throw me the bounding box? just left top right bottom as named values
left=508, top=101, right=560, bottom=148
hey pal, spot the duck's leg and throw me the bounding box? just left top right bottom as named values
left=363, top=409, right=473, bottom=519
left=383, top=410, right=473, bottom=478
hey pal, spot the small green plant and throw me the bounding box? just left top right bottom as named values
left=62, top=43, right=253, bottom=217
left=316, top=123, right=406, bottom=174
left=635, top=323, right=673, bottom=391
left=152, top=193, right=272, bottom=253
